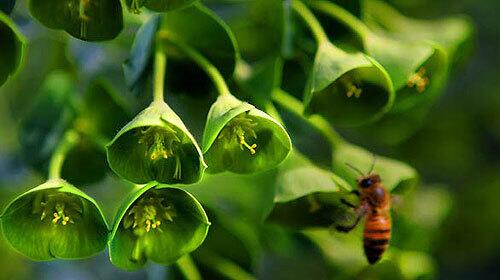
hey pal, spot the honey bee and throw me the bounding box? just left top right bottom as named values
left=336, top=160, right=391, bottom=264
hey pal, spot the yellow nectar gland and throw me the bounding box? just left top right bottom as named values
left=407, top=67, right=430, bottom=93
left=219, top=114, right=258, bottom=155
left=346, top=83, right=363, bottom=98
left=137, top=126, right=183, bottom=179
left=340, top=76, right=363, bottom=98
left=36, top=193, right=83, bottom=227
left=124, top=195, right=176, bottom=237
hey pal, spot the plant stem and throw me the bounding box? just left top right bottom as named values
left=160, top=34, right=231, bottom=96
left=307, top=0, right=371, bottom=38
left=272, top=89, right=344, bottom=147
left=153, top=41, right=167, bottom=103
left=196, top=250, right=256, bottom=280
left=291, top=0, right=329, bottom=44
left=48, top=130, right=79, bottom=179
left=176, top=255, right=202, bottom=280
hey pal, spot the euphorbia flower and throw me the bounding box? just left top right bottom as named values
left=108, top=182, right=210, bottom=270
left=106, top=101, right=206, bottom=184
left=202, top=94, right=291, bottom=174
left=0, top=179, right=108, bottom=260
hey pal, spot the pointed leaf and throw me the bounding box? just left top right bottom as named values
left=123, top=16, right=160, bottom=92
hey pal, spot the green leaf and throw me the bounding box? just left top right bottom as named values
left=19, top=71, right=76, bottom=173
left=29, top=0, right=123, bottom=41
left=185, top=171, right=277, bottom=223
left=202, top=94, right=291, bottom=174
left=303, top=41, right=394, bottom=127
left=108, top=182, right=209, bottom=270
left=363, top=0, right=474, bottom=69
left=61, top=136, right=108, bottom=186
left=223, top=0, right=287, bottom=60
left=0, top=12, right=25, bottom=86
left=123, top=16, right=160, bottom=92
left=107, top=101, right=206, bottom=184
left=273, top=151, right=350, bottom=203
left=332, top=142, right=418, bottom=194
left=235, top=57, right=283, bottom=105
left=125, top=0, right=197, bottom=13
left=266, top=151, right=351, bottom=229
left=63, top=80, right=129, bottom=185
left=76, top=80, right=130, bottom=139
left=160, top=3, right=238, bottom=78
left=0, top=179, right=109, bottom=260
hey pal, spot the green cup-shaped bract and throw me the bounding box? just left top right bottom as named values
left=202, top=94, right=292, bottom=174
left=364, top=33, right=448, bottom=112
left=29, top=0, right=123, bottom=41
left=0, top=179, right=109, bottom=260
left=0, top=12, right=25, bottom=87
left=107, top=101, right=206, bottom=184
left=304, top=42, right=394, bottom=127
left=363, top=0, right=473, bottom=69
left=125, top=0, right=197, bottom=13
left=108, top=182, right=210, bottom=270
left=309, top=0, right=449, bottom=112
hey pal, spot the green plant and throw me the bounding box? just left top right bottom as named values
left=0, top=0, right=473, bottom=278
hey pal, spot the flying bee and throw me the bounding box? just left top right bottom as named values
left=335, top=159, right=391, bottom=265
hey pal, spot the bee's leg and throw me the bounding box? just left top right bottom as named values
left=340, top=198, right=357, bottom=209
left=335, top=202, right=368, bottom=232
left=335, top=215, right=362, bottom=232
left=351, top=189, right=360, bottom=197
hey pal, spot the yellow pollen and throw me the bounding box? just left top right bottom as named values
left=52, top=212, right=61, bottom=224
left=238, top=135, right=257, bottom=155
left=346, top=83, right=363, bottom=98
left=407, top=67, right=430, bottom=93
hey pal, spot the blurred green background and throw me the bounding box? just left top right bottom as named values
left=0, top=0, right=499, bottom=279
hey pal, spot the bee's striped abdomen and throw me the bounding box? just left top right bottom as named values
left=363, top=212, right=391, bottom=264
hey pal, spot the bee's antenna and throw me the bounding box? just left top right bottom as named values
left=368, top=155, right=377, bottom=174
left=345, top=162, right=365, bottom=176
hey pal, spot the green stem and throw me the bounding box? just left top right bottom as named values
left=160, top=34, right=231, bottom=96
left=176, top=255, right=202, bottom=280
left=48, top=130, right=79, bottom=179
left=291, top=0, right=329, bottom=44
left=196, top=250, right=256, bottom=280
left=272, top=89, right=344, bottom=147
left=307, top=0, right=371, bottom=38
left=153, top=42, right=167, bottom=103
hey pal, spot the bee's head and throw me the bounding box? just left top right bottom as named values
left=357, top=174, right=381, bottom=188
